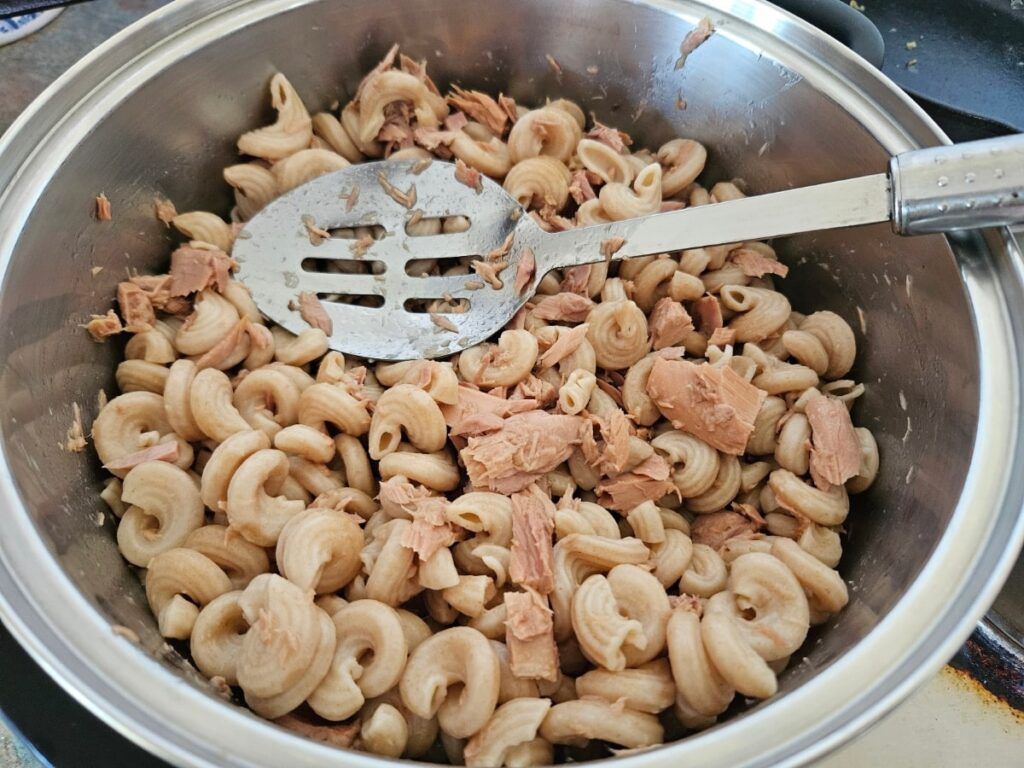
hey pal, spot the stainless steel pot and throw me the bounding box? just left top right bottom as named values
left=0, top=0, right=1021, bottom=766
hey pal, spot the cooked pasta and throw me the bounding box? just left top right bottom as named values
left=86, top=46, right=879, bottom=761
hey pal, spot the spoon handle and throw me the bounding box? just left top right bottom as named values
left=541, top=174, right=892, bottom=270
left=890, top=134, right=1024, bottom=235
left=541, top=135, right=1024, bottom=271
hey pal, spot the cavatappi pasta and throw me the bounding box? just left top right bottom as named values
left=87, top=45, right=878, bottom=763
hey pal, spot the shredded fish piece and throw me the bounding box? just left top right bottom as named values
left=692, top=295, right=723, bottom=334
left=195, top=318, right=249, bottom=370
left=470, top=259, right=508, bottom=290
left=341, top=185, right=360, bottom=211
left=376, top=171, right=417, bottom=208
left=596, top=454, right=677, bottom=511
left=676, top=15, right=715, bottom=70
left=454, top=158, right=483, bottom=192
left=560, top=264, right=591, bottom=295
left=487, top=231, right=516, bottom=262
left=377, top=477, right=433, bottom=517
left=84, top=309, right=123, bottom=342
left=498, top=93, right=518, bottom=126
left=504, top=589, right=559, bottom=682
left=407, top=209, right=425, bottom=228
left=442, top=384, right=538, bottom=436
left=587, top=118, right=633, bottom=152
left=464, top=280, right=485, bottom=291
left=411, top=157, right=433, bottom=175
left=531, top=292, right=594, bottom=323
left=601, top=237, right=627, bottom=259
left=649, top=297, right=694, bottom=350
left=708, top=327, right=736, bottom=347
left=545, top=53, right=563, bottom=78
left=350, top=234, right=374, bottom=258
left=676, top=92, right=687, bottom=110
left=646, top=358, right=765, bottom=455
left=400, top=495, right=457, bottom=560
left=301, top=214, right=331, bottom=245
left=65, top=402, right=87, bottom=452
left=117, top=281, right=155, bottom=332
left=806, top=395, right=861, bottom=489
left=129, top=274, right=190, bottom=315
left=169, top=246, right=234, bottom=295
left=430, top=313, right=458, bottom=332
left=510, top=485, right=556, bottom=594
left=569, top=169, right=597, bottom=204
left=95, top=193, right=112, bottom=221
left=154, top=196, right=177, bottom=226
left=447, top=85, right=509, bottom=136
left=90, top=266, right=104, bottom=277
left=413, top=126, right=460, bottom=151
left=691, top=510, right=760, bottom=549
left=510, top=375, right=558, bottom=408
left=513, top=248, right=537, bottom=296
left=538, top=323, right=590, bottom=368
left=730, top=248, right=789, bottom=278
left=297, top=292, right=333, bottom=335
left=104, top=440, right=180, bottom=471
left=461, top=411, right=583, bottom=493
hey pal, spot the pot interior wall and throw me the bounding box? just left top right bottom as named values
left=0, top=0, right=978, bottom=725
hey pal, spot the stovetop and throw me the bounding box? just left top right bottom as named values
left=0, top=1, right=1021, bottom=766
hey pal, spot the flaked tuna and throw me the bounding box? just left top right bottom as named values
left=646, top=358, right=765, bottom=455
left=806, top=395, right=861, bottom=489
left=461, top=411, right=583, bottom=493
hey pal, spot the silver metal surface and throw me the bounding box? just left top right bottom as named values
left=238, top=164, right=891, bottom=359
left=0, top=1, right=1023, bottom=768
left=536, top=175, right=893, bottom=263
left=240, top=134, right=1024, bottom=359
left=234, top=159, right=525, bottom=359
left=891, top=134, right=1024, bottom=235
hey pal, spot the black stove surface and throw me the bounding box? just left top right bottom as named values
left=0, top=1, right=1019, bottom=766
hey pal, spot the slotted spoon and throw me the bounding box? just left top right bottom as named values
left=233, top=134, right=1024, bottom=361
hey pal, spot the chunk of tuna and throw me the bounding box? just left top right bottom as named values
left=85, top=310, right=123, bottom=341
left=646, top=358, right=765, bottom=455
left=117, top=282, right=156, bottom=332
left=442, top=384, right=538, bottom=434
left=730, top=248, right=789, bottom=278
left=806, top=395, right=861, bottom=489
left=510, top=486, right=556, bottom=594
left=596, top=454, right=676, bottom=510
left=504, top=589, right=559, bottom=682
left=531, top=293, right=594, bottom=323
left=692, top=295, right=722, bottom=334
left=447, top=86, right=509, bottom=136
left=648, top=298, right=694, bottom=350
left=400, top=496, right=457, bottom=561
left=461, top=411, right=583, bottom=493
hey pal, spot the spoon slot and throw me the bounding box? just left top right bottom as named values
left=301, top=258, right=387, bottom=274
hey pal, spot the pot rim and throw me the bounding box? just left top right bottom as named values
left=1, top=1, right=1022, bottom=767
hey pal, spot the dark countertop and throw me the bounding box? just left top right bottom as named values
left=0, top=0, right=170, bottom=135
